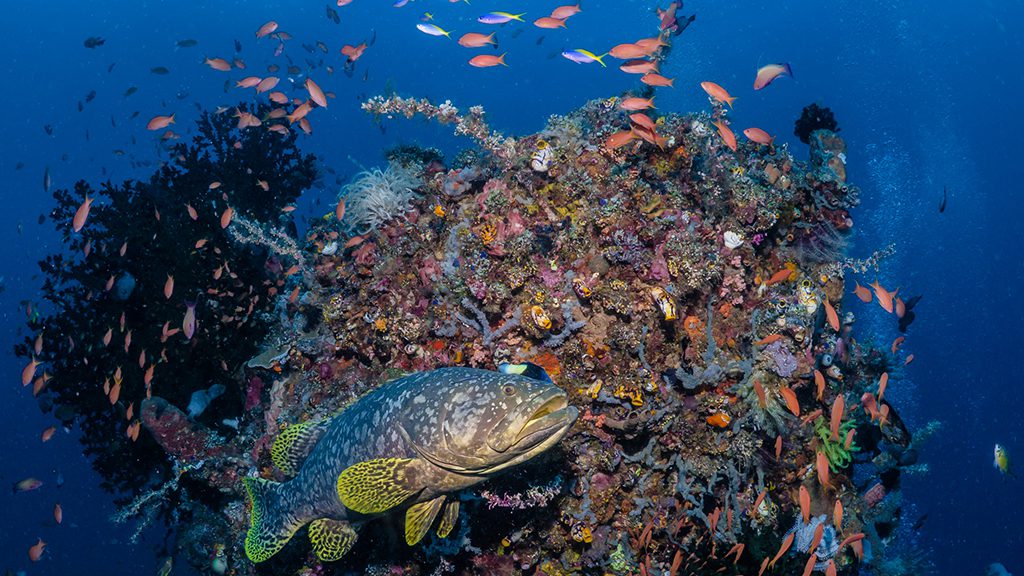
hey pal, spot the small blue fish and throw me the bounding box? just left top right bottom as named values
left=416, top=23, right=453, bottom=38
left=393, top=0, right=410, bottom=7
left=561, top=49, right=607, bottom=67
left=478, top=11, right=526, bottom=24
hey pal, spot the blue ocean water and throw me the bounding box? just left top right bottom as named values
left=1, top=1, right=1021, bottom=574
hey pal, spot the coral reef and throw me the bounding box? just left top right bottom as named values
left=21, top=91, right=926, bottom=576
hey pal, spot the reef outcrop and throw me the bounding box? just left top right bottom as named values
left=20, top=96, right=931, bottom=575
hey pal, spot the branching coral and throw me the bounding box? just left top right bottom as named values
left=339, top=161, right=423, bottom=235
left=814, top=415, right=859, bottom=471
left=361, top=95, right=517, bottom=163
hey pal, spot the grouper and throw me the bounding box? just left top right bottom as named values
left=243, top=366, right=578, bottom=562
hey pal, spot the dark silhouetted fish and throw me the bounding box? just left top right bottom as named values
left=124, top=86, right=138, bottom=97
left=898, top=295, right=922, bottom=333
left=84, top=36, right=105, bottom=48
left=235, top=39, right=243, bottom=52
left=151, top=66, right=170, bottom=75
left=175, top=39, right=198, bottom=48
left=44, top=124, right=53, bottom=135
left=939, top=186, right=947, bottom=213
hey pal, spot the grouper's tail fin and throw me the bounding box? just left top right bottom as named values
left=244, top=477, right=305, bottom=563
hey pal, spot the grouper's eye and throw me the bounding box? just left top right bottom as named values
left=502, top=385, right=517, bottom=396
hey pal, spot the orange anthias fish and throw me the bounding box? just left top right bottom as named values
left=22, top=358, right=40, bottom=386
left=891, top=335, right=905, bottom=354
left=620, top=59, right=658, bottom=74
left=220, top=206, right=234, bottom=228
left=41, top=426, right=56, bottom=442
left=204, top=57, right=232, bottom=71
left=870, top=280, right=895, bottom=313
left=605, top=130, right=636, bottom=150
left=457, top=33, right=497, bottom=48
left=255, top=20, right=279, bottom=39
left=877, top=372, right=889, bottom=401
left=769, top=531, right=795, bottom=569
left=146, top=114, right=175, bottom=131
left=755, top=333, right=782, bottom=346
left=305, top=78, right=327, bottom=108
left=829, top=395, right=845, bottom=441
left=341, top=43, right=367, bottom=62
left=335, top=198, right=346, bottom=222
left=834, top=500, right=844, bottom=531
left=183, top=302, right=197, bottom=340
left=765, top=268, right=792, bottom=285
left=814, top=369, right=826, bottom=400
left=753, top=62, right=793, bottom=90
left=72, top=194, right=93, bottom=232
left=816, top=450, right=831, bottom=489
left=823, top=299, right=840, bottom=331
left=713, top=120, right=737, bottom=151
left=798, top=485, right=811, bottom=522
left=609, top=43, right=647, bottom=59
left=743, top=127, right=774, bottom=145
left=550, top=4, right=581, bottom=19
left=256, top=77, right=280, bottom=94
left=28, top=539, right=46, bottom=562
left=640, top=73, right=674, bottom=87
left=700, top=81, right=736, bottom=108
left=619, top=97, right=655, bottom=111
left=469, top=54, right=508, bottom=67
left=54, top=503, right=63, bottom=524
left=164, top=275, right=174, bottom=299
left=779, top=384, right=800, bottom=417
left=534, top=16, right=567, bottom=29
left=853, top=281, right=872, bottom=302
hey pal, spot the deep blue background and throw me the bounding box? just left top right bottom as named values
left=1, top=1, right=1021, bottom=574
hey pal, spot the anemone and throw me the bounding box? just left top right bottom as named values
left=339, top=161, right=424, bottom=235
left=813, top=416, right=859, bottom=471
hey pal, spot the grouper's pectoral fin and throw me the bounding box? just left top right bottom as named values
left=437, top=499, right=459, bottom=538
left=405, top=496, right=446, bottom=545
left=337, top=457, right=426, bottom=515
left=309, top=518, right=357, bottom=562
left=271, top=419, right=329, bottom=477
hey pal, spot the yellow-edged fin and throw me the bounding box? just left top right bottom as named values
left=243, top=477, right=303, bottom=563
left=405, top=496, right=445, bottom=545
left=337, top=458, right=421, bottom=514
left=271, top=420, right=327, bottom=476
left=308, top=518, right=358, bottom=561
left=437, top=500, right=459, bottom=538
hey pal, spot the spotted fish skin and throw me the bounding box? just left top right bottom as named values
left=244, top=367, right=577, bottom=562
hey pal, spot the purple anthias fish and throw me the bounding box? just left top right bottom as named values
left=477, top=12, right=525, bottom=24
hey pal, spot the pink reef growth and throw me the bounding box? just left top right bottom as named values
left=244, top=376, right=264, bottom=411
left=141, top=397, right=224, bottom=462
left=480, top=481, right=562, bottom=510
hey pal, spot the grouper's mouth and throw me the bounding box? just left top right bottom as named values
left=513, top=392, right=575, bottom=449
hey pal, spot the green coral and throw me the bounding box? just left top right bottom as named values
left=813, top=416, right=859, bottom=472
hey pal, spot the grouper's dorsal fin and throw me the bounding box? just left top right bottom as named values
left=271, top=419, right=329, bottom=476
left=337, top=457, right=426, bottom=514
left=308, top=518, right=358, bottom=561
left=437, top=499, right=459, bottom=538
left=405, top=495, right=445, bottom=545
